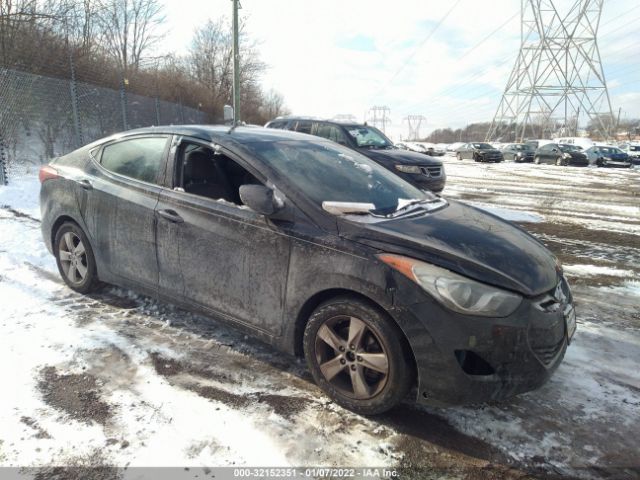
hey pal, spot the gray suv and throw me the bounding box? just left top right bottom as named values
left=265, top=118, right=446, bottom=193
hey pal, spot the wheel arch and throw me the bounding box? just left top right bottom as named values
left=291, top=288, right=418, bottom=381
left=50, top=214, right=82, bottom=249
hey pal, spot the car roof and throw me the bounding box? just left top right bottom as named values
left=118, top=124, right=308, bottom=144
left=269, top=117, right=370, bottom=129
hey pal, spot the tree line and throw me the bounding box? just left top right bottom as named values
left=0, top=0, right=289, bottom=125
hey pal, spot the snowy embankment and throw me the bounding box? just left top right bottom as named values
left=1, top=169, right=639, bottom=478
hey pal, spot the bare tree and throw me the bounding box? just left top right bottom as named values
left=261, top=89, right=289, bottom=120
left=188, top=18, right=266, bottom=122
left=95, top=0, right=165, bottom=75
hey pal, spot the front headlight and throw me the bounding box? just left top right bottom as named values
left=395, top=164, right=422, bottom=174
left=378, top=254, right=522, bottom=317
left=516, top=152, right=523, bottom=157
left=562, top=153, right=572, bottom=159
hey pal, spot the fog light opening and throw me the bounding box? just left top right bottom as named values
left=455, top=350, right=495, bottom=376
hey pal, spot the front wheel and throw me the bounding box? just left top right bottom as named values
left=303, top=297, right=414, bottom=415
left=54, top=222, right=101, bottom=293
left=456, top=153, right=462, bottom=160
left=534, top=156, right=541, bottom=164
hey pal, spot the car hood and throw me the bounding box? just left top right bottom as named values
left=360, top=147, right=442, bottom=165
left=477, top=149, right=502, bottom=155
left=338, top=200, right=559, bottom=297
left=567, top=151, right=587, bottom=158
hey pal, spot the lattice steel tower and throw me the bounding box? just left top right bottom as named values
left=487, top=0, right=615, bottom=142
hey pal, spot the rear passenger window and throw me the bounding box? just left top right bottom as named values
left=100, top=137, right=168, bottom=184
left=295, top=121, right=313, bottom=134
left=316, top=124, right=348, bottom=145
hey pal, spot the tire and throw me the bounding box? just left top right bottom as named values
left=534, top=156, right=541, bottom=164
left=303, top=296, right=414, bottom=415
left=54, top=222, right=101, bottom=294
left=556, top=157, right=563, bottom=166
left=456, top=153, right=462, bottom=161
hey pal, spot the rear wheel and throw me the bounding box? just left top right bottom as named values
left=303, top=297, right=413, bottom=415
left=54, top=222, right=101, bottom=294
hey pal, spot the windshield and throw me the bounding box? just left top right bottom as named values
left=472, top=143, right=493, bottom=149
left=246, top=140, right=434, bottom=212
left=629, top=146, right=640, bottom=152
left=512, top=144, right=533, bottom=151
left=346, top=126, right=393, bottom=148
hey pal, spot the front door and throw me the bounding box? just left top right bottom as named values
left=155, top=139, right=292, bottom=336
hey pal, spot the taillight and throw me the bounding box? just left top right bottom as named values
left=39, top=165, right=60, bottom=183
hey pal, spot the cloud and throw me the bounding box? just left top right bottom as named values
left=159, top=0, right=640, bottom=136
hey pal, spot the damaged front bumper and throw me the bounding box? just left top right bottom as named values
left=397, top=276, right=575, bottom=407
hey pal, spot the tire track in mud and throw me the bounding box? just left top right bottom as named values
left=34, top=279, right=540, bottom=477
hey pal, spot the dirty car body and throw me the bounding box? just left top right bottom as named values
left=40, top=126, right=575, bottom=410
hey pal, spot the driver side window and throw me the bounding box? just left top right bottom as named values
left=175, top=142, right=263, bottom=206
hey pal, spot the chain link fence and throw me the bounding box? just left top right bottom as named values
left=0, top=66, right=207, bottom=181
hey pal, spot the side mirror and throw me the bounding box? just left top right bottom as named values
left=551, top=148, right=558, bottom=152
left=239, top=184, right=281, bottom=216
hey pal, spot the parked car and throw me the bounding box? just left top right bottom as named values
left=525, top=139, right=553, bottom=150
left=446, top=142, right=464, bottom=152
left=584, top=146, right=632, bottom=168
left=621, top=143, right=640, bottom=166
left=501, top=143, right=535, bottom=162
left=533, top=143, right=589, bottom=166
left=40, top=125, right=575, bottom=414
left=415, top=142, right=446, bottom=156
left=553, top=137, right=594, bottom=151
left=455, top=142, right=504, bottom=162
left=265, top=117, right=445, bottom=193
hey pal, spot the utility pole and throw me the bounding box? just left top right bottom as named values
left=232, top=0, right=241, bottom=125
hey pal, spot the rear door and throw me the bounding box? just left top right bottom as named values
left=82, top=135, right=170, bottom=289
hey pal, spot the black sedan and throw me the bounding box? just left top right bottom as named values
left=40, top=126, right=574, bottom=414
left=501, top=143, right=535, bottom=162
left=534, top=143, right=589, bottom=166
left=455, top=142, right=504, bottom=162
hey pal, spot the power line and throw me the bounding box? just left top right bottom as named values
left=372, top=0, right=463, bottom=99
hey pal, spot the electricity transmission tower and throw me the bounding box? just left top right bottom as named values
left=404, top=115, right=426, bottom=140
left=367, top=106, right=391, bottom=133
left=486, top=0, right=615, bottom=142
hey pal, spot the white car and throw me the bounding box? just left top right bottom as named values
left=621, top=143, right=640, bottom=166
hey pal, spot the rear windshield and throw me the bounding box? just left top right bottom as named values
left=246, top=140, right=433, bottom=211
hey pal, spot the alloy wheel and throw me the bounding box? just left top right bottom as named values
left=58, top=231, right=88, bottom=285
left=314, top=315, right=389, bottom=400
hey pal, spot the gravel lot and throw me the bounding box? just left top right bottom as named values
left=0, top=159, right=638, bottom=479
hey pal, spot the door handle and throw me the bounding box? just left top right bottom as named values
left=157, top=209, right=184, bottom=223
left=78, top=179, right=93, bottom=190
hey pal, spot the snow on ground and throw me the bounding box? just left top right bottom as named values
left=1, top=160, right=639, bottom=479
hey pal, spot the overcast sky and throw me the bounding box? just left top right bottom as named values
left=160, top=0, right=640, bottom=138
